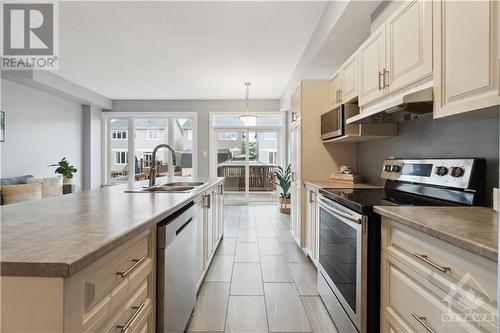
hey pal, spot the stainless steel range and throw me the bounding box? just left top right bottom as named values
left=317, top=158, right=486, bottom=333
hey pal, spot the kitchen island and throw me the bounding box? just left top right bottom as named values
left=1, top=176, right=225, bottom=333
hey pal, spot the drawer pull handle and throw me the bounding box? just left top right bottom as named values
left=411, top=313, right=435, bottom=333
left=117, top=256, right=147, bottom=278
left=117, top=301, right=146, bottom=332
left=412, top=253, right=450, bottom=273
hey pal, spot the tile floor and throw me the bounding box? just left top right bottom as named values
left=188, top=204, right=338, bottom=333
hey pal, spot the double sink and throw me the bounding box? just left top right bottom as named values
left=126, top=181, right=206, bottom=193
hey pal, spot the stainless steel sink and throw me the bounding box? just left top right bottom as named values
left=164, top=181, right=205, bottom=187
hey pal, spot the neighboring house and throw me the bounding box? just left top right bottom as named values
left=110, top=118, right=192, bottom=177
left=216, top=131, right=277, bottom=165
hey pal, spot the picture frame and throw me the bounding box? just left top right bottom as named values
left=0, top=111, right=4, bottom=142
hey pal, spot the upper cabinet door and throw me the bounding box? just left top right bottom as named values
left=358, top=24, right=386, bottom=107
left=434, top=0, right=500, bottom=118
left=328, top=71, right=341, bottom=110
left=386, top=0, right=432, bottom=93
left=340, top=52, right=358, bottom=103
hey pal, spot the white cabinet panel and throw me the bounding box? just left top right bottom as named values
left=358, top=24, right=386, bottom=106
left=340, top=53, right=358, bottom=103
left=386, top=0, right=432, bottom=92
left=328, top=71, right=341, bottom=110
left=433, top=0, right=500, bottom=118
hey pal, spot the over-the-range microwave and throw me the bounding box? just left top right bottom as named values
left=321, top=106, right=344, bottom=140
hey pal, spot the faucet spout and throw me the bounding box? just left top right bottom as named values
left=149, top=144, right=177, bottom=187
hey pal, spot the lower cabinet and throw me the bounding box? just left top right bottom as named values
left=304, top=186, right=319, bottom=265
left=381, top=218, right=498, bottom=333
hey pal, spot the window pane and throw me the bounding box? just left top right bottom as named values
left=135, top=118, right=169, bottom=178
left=110, top=118, right=129, bottom=182
left=172, top=117, right=193, bottom=176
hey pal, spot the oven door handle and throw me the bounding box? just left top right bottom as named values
left=318, top=198, right=362, bottom=224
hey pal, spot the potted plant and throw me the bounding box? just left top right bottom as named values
left=49, top=157, right=77, bottom=184
left=275, top=164, right=291, bottom=214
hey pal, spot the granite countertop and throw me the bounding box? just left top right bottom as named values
left=304, top=180, right=384, bottom=190
left=0, top=176, right=224, bottom=278
left=374, top=206, right=498, bottom=262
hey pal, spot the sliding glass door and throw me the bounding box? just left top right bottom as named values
left=211, top=113, right=283, bottom=204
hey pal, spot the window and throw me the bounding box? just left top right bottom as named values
left=147, top=130, right=160, bottom=141
left=115, top=151, right=128, bottom=165
left=219, top=132, right=238, bottom=141
left=112, top=130, right=127, bottom=140
left=142, top=152, right=153, bottom=167
left=262, top=132, right=277, bottom=141
left=187, top=130, right=193, bottom=141
left=269, top=151, right=277, bottom=164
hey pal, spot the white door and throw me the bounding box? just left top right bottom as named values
left=358, top=24, right=387, bottom=107
left=386, top=0, right=433, bottom=93
left=340, top=53, right=359, bottom=103
left=433, top=0, right=500, bottom=118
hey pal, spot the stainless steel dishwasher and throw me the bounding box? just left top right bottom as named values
left=157, top=201, right=198, bottom=333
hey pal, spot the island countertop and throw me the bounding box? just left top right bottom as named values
left=374, top=206, right=498, bottom=262
left=0, top=177, right=224, bottom=278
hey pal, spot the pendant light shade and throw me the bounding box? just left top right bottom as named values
left=239, top=82, right=257, bottom=126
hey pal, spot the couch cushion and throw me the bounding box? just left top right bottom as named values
left=27, top=176, right=63, bottom=198
left=0, top=175, right=34, bottom=186
left=2, top=183, right=42, bottom=204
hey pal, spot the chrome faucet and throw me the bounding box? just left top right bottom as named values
left=149, top=144, right=177, bottom=187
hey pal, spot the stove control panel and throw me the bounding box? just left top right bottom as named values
left=381, top=158, right=481, bottom=189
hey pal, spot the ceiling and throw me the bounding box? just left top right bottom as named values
left=58, top=1, right=327, bottom=100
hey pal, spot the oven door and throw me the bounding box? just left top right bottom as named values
left=317, top=196, right=367, bottom=331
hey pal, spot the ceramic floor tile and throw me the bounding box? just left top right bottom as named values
left=230, top=263, right=264, bottom=295
left=237, top=228, right=258, bottom=242
left=188, top=282, right=230, bottom=332
left=216, top=238, right=237, bottom=255
left=301, top=296, right=338, bottom=333
left=280, top=243, right=309, bottom=263
left=272, top=219, right=291, bottom=230
left=224, top=217, right=240, bottom=227
left=235, top=243, right=260, bottom=262
left=224, top=226, right=238, bottom=238
left=276, top=228, right=296, bottom=243
left=225, top=296, right=268, bottom=332
left=238, top=220, right=256, bottom=229
left=256, top=226, right=277, bottom=238
left=258, top=238, right=282, bottom=255
left=204, top=255, right=234, bottom=282
left=260, top=256, right=294, bottom=282
left=288, top=263, right=319, bottom=295
left=264, top=283, right=312, bottom=332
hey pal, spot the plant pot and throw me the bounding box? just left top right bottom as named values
left=279, top=197, right=291, bottom=214
left=63, top=176, right=75, bottom=185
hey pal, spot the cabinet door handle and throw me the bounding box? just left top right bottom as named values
left=309, top=191, right=316, bottom=203
left=219, top=185, right=224, bottom=195
left=117, top=256, right=147, bottom=278
left=383, top=69, right=390, bottom=88
left=117, top=301, right=147, bottom=332
left=412, top=253, right=450, bottom=273
left=203, top=194, right=211, bottom=209
left=378, top=71, right=384, bottom=91
left=339, top=89, right=342, bottom=103
left=411, top=313, right=435, bottom=333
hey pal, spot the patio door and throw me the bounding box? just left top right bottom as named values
left=214, top=128, right=281, bottom=204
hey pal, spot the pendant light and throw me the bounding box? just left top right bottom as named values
left=239, top=82, right=257, bottom=126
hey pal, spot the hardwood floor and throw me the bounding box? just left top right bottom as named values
left=188, top=204, right=338, bottom=333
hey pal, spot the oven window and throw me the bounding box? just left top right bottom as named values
left=319, top=206, right=358, bottom=313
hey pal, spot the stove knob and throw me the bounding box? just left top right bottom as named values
left=451, top=167, right=464, bottom=178
left=384, top=165, right=392, bottom=172
left=435, top=166, right=448, bottom=176
left=391, top=165, right=400, bottom=173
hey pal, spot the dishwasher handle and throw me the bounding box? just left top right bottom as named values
left=176, top=217, right=193, bottom=236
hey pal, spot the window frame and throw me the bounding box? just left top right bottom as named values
left=114, top=150, right=128, bottom=165
left=219, top=132, right=238, bottom=141
left=146, top=129, right=160, bottom=141
left=112, top=130, right=128, bottom=140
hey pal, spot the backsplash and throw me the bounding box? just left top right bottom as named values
left=357, top=106, right=499, bottom=206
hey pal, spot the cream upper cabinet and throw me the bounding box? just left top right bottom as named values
left=433, top=0, right=500, bottom=118
left=328, top=70, right=341, bottom=110
left=386, top=0, right=432, bottom=93
left=358, top=23, right=386, bottom=107
left=340, top=52, right=358, bottom=103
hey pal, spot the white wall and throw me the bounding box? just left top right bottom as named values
left=83, top=105, right=102, bottom=190
left=1, top=79, right=84, bottom=187
left=111, top=99, right=281, bottom=177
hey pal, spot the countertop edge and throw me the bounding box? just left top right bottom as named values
left=374, top=206, right=498, bottom=262
left=1, top=178, right=225, bottom=278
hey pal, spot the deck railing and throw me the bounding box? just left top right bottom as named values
left=217, top=164, right=277, bottom=192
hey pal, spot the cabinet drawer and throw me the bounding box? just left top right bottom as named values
left=381, top=218, right=497, bottom=319
left=98, top=280, right=152, bottom=333
left=382, top=252, right=495, bottom=333
left=69, top=230, right=154, bottom=332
